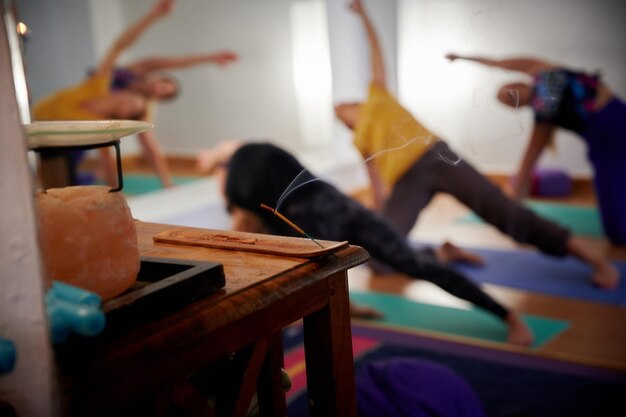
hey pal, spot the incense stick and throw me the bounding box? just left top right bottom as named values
left=260, top=203, right=325, bottom=249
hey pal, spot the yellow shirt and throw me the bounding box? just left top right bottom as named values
left=33, top=74, right=111, bottom=121
left=353, top=83, right=437, bottom=188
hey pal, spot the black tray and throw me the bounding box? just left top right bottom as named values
left=102, top=256, right=225, bottom=333
left=54, top=256, right=225, bottom=379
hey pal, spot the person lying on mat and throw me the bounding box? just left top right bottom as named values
left=333, top=0, right=618, bottom=289
left=202, top=140, right=534, bottom=346
left=445, top=53, right=626, bottom=245
left=197, top=139, right=483, bottom=269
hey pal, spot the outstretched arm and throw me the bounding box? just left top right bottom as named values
left=509, top=122, right=555, bottom=198
left=95, top=0, right=174, bottom=76
left=350, top=0, right=386, bottom=87
left=126, top=51, right=239, bottom=75
left=445, top=53, right=555, bottom=76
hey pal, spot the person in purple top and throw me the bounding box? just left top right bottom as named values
left=107, top=50, right=237, bottom=103
left=446, top=53, right=626, bottom=245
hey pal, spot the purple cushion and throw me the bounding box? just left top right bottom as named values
left=532, top=168, right=572, bottom=197
left=356, top=358, right=485, bottom=417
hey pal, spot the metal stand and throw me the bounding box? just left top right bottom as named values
left=34, top=140, right=124, bottom=192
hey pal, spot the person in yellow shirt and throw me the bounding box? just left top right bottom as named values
left=33, top=73, right=145, bottom=122
left=33, top=0, right=174, bottom=186
left=33, top=69, right=147, bottom=190
left=334, top=0, right=618, bottom=289
left=91, top=0, right=238, bottom=188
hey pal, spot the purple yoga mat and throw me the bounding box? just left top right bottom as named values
left=409, top=241, right=626, bottom=305
left=449, top=246, right=626, bottom=305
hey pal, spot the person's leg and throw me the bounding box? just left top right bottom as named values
left=372, top=146, right=437, bottom=274
left=383, top=144, right=485, bottom=266
left=428, top=141, right=571, bottom=255
left=372, top=163, right=429, bottom=274
left=595, top=182, right=626, bottom=246
left=382, top=153, right=436, bottom=237
left=428, top=140, right=619, bottom=288
left=583, top=98, right=626, bottom=245
left=434, top=241, right=485, bottom=266
left=288, top=188, right=533, bottom=346
left=137, top=131, right=173, bottom=188
left=567, top=237, right=619, bottom=289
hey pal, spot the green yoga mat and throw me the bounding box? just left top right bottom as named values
left=457, top=201, right=604, bottom=237
left=120, top=174, right=199, bottom=196
left=349, top=291, right=569, bottom=349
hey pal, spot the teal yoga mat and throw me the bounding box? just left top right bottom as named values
left=457, top=201, right=604, bottom=237
left=349, top=291, right=569, bottom=349
left=120, top=174, right=199, bottom=196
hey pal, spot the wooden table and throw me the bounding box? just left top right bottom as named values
left=56, top=221, right=369, bottom=417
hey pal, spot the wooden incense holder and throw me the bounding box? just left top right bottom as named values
left=153, top=228, right=348, bottom=258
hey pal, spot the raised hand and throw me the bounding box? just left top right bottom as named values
left=210, top=51, right=239, bottom=67
left=349, top=0, right=365, bottom=15
left=150, top=0, right=175, bottom=19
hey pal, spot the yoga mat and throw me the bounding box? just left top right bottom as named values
left=457, top=200, right=604, bottom=237
left=120, top=174, right=199, bottom=196
left=447, top=246, right=626, bottom=305
left=284, top=323, right=626, bottom=417
left=349, top=291, right=569, bottom=349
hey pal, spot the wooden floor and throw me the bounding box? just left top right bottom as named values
left=129, top=157, right=626, bottom=371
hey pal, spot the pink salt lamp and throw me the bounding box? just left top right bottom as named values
left=36, top=186, right=139, bottom=301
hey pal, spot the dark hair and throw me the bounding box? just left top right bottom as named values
left=225, top=142, right=318, bottom=235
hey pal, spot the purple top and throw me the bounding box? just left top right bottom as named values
left=532, top=69, right=599, bottom=133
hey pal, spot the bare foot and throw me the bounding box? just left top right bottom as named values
left=566, top=237, right=620, bottom=290
left=435, top=241, right=485, bottom=266
left=196, top=149, right=220, bottom=174
left=506, top=312, right=534, bottom=347
left=350, top=302, right=384, bottom=320
left=592, top=262, right=620, bottom=290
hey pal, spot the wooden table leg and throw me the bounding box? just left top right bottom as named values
left=231, top=339, right=270, bottom=417
left=257, top=332, right=287, bottom=417
left=303, top=271, right=357, bottom=417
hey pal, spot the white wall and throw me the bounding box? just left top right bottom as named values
left=18, top=0, right=625, bottom=177
left=326, top=0, right=397, bottom=102
left=117, top=0, right=302, bottom=155
left=325, top=0, right=398, bottom=175
left=398, top=0, right=626, bottom=176
left=20, top=0, right=307, bottom=156
left=18, top=0, right=96, bottom=100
